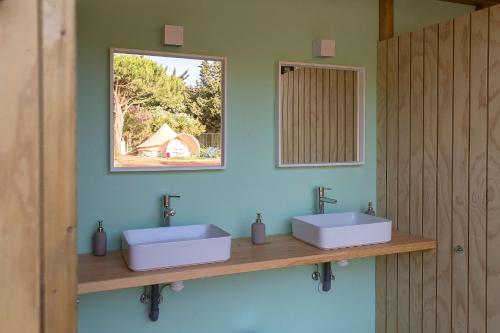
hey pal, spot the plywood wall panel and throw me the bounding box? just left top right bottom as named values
left=377, top=6, right=500, bottom=333
left=488, top=5, right=500, bottom=332
left=468, top=9, right=488, bottom=333
left=436, top=19, right=454, bottom=333
left=386, top=36, right=400, bottom=333
left=409, top=29, right=424, bottom=333
left=397, top=32, right=411, bottom=333
left=422, top=24, right=439, bottom=333
left=376, top=41, right=388, bottom=333
left=452, top=14, right=470, bottom=333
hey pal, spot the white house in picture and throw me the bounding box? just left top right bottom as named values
left=136, top=124, right=200, bottom=158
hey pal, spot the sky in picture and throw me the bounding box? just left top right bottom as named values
left=144, top=55, right=203, bottom=87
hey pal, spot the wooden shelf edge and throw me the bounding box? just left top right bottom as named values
left=78, top=231, right=436, bottom=294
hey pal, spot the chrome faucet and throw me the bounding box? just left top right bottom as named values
left=163, top=194, right=180, bottom=226
left=318, top=186, right=337, bottom=214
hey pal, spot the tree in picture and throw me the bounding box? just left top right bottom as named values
left=187, top=60, right=223, bottom=133
left=113, top=54, right=188, bottom=155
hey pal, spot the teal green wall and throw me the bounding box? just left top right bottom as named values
left=76, top=1, right=472, bottom=332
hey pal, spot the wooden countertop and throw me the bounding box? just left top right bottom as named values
left=78, top=231, right=436, bottom=294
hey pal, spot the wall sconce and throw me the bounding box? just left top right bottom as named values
left=313, top=39, right=335, bottom=57
left=164, top=25, right=184, bottom=46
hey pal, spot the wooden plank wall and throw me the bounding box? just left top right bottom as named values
left=376, top=5, right=500, bottom=333
left=281, top=68, right=358, bottom=164
left=0, top=0, right=77, bottom=332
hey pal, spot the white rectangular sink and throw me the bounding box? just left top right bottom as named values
left=292, top=212, right=392, bottom=250
left=122, top=224, right=231, bottom=271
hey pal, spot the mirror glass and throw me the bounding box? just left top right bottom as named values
left=111, top=49, right=226, bottom=171
left=277, top=62, right=365, bottom=167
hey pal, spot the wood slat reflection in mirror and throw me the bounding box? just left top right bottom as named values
left=278, top=63, right=364, bottom=166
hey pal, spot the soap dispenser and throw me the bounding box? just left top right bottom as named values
left=251, top=213, right=266, bottom=245
left=365, top=202, right=376, bottom=216
left=93, top=220, right=107, bottom=256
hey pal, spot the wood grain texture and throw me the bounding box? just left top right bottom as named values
left=287, top=70, right=294, bottom=164
left=304, top=68, right=311, bottom=163
left=409, top=29, right=424, bottom=333
left=329, top=70, right=338, bottom=162
left=346, top=71, right=355, bottom=161
left=79, top=232, right=436, bottom=295
left=488, top=5, right=500, bottom=332
left=310, top=68, right=317, bottom=162
left=0, top=0, right=41, bottom=331
left=293, top=70, right=299, bottom=164
left=322, top=69, right=330, bottom=162
left=437, top=19, right=454, bottom=333
left=379, top=0, right=394, bottom=41
left=282, top=71, right=289, bottom=163
left=398, top=32, right=411, bottom=333
left=338, top=70, right=346, bottom=161
left=316, top=69, right=323, bottom=162
left=298, top=69, right=305, bottom=163
left=41, top=0, right=77, bottom=332
left=452, top=14, right=471, bottom=333
left=386, top=36, right=399, bottom=333
left=376, top=40, right=388, bottom=333
left=469, top=8, right=488, bottom=333
left=422, top=24, right=439, bottom=333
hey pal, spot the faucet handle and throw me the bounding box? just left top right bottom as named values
left=163, top=194, right=180, bottom=207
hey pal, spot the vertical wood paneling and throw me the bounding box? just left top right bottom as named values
left=298, top=69, right=305, bottom=164
left=304, top=68, right=311, bottom=164
left=346, top=71, right=355, bottom=161
left=281, top=72, right=288, bottom=163
left=293, top=70, right=299, bottom=164
left=409, top=29, right=424, bottom=333
left=41, top=0, right=77, bottom=330
left=322, top=69, right=330, bottom=162
left=353, top=72, right=359, bottom=160
left=488, top=5, right=500, bottom=332
left=398, top=32, right=411, bottom=333
left=386, top=36, right=400, bottom=333
left=376, top=40, right=388, bottom=333
left=452, top=14, right=470, bottom=333
left=310, top=68, right=317, bottom=162
left=338, top=70, right=346, bottom=161
left=329, top=70, right=338, bottom=162
left=316, top=69, right=323, bottom=162
left=287, top=70, right=294, bottom=164
left=437, top=19, right=454, bottom=333
left=469, top=9, right=488, bottom=333
left=0, top=1, right=41, bottom=331
left=377, top=7, right=500, bottom=333
left=422, top=24, right=438, bottom=333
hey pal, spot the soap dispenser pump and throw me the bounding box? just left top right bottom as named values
left=251, top=213, right=266, bottom=245
left=93, top=220, right=107, bottom=256
left=365, top=202, right=376, bottom=216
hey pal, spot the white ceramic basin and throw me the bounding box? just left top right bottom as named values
left=122, top=224, right=231, bottom=271
left=292, top=212, right=392, bottom=250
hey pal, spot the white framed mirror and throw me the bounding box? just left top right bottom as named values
left=110, top=48, right=226, bottom=172
left=276, top=61, right=365, bottom=167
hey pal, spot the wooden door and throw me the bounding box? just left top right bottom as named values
left=0, top=0, right=77, bottom=332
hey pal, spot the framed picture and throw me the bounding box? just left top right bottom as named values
left=110, top=48, right=226, bottom=171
